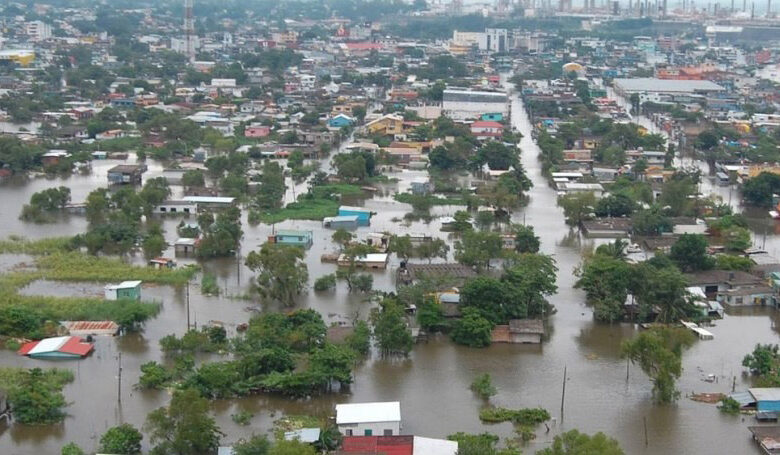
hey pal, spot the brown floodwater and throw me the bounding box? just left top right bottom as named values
left=0, top=89, right=775, bottom=454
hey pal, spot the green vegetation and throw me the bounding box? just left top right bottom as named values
left=743, top=172, right=780, bottom=207
left=394, top=192, right=468, bottom=207
left=470, top=373, right=497, bottom=399
left=231, top=410, right=254, bottom=426
left=245, top=243, right=309, bottom=306
left=370, top=298, right=413, bottom=357
left=314, top=274, right=337, bottom=291
left=253, top=184, right=363, bottom=224
left=144, top=389, right=222, bottom=455
left=99, top=423, right=143, bottom=454
left=0, top=236, right=76, bottom=254
left=201, top=273, right=220, bottom=296
left=478, top=407, right=550, bottom=425
left=536, top=429, right=624, bottom=455
left=742, top=344, right=780, bottom=386
left=447, top=432, right=520, bottom=455
left=622, top=327, right=696, bottom=403
left=159, top=326, right=229, bottom=354
left=0, top=367, right=74, bottom=424
left=719, top=397, right=741, bottom=415
left=19, top=187, right=71, bottom=223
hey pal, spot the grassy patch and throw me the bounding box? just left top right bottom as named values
left=0, top=236, right=75, bottom=255
left=255, top=198, right=339, bottom=224
left=479, top=407, right=550, bottom=425
left=35, top=252, right=198, bottom=285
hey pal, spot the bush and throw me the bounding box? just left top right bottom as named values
left=314, top=274, right=337, bottom=291
left=478, top=407, right=550, bottom=425
left=231, top=410, right=254, bottom=425
left=470, top=373, right=497, bottom=399
left=352, top=273, right=373, bottom=292
left=719, top=397, right=741, bottom=415
left=99, top=423, right=143, bottom=454
left=202, top=272, right=220, bottom=295
left=451, top=308, right=493, bottom=348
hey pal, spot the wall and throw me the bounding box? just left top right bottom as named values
left=338, top=421, right=400, bottom=437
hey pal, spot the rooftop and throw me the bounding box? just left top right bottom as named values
left=336, top=401, right=401, bottom=425
left=613, top=78, right=725, bottom=93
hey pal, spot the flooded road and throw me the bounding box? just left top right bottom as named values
left=0, top=93, right=777, bottom=454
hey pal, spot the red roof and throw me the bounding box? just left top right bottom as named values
left=18, top=336, right=94, bottom=357
left=471, top=121, right=504, bottom=129
left=341, top=436, right=413, bottom=455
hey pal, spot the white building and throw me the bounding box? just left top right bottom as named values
left=478, top=28, right=508, bottom=52
left=25, top=21, right=52, bottom=41
left=442, top=89, right=508, bottom=121
left=170, top=36, right=200, bottom=55
left=336, top=402, right=401, bottom=437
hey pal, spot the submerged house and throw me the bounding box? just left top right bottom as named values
left=174, top=238, right=198, bottom=256
left=338, top=206, right=373, bottom=226
left=491, top=319, right=545, bottom=344
left=107, top=164, right=147, bottom=185
left=323, top=215, right=360, bottom=230
left=268, top=230, right=314, bottom=248
left=104, top=281, right=142, bottom=301
left=338, top=253, right=389, bottom=269
left=18, top=336, right=94, bottom=359
left=335, top=401, right=401, bottom=437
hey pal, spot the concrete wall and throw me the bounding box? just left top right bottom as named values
left=338, top=421, right=400, bottom=437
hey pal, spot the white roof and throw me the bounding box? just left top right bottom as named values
left=182, top=196, right=235, bottom=204
left=413, top=436, right=458, bottom=455
left=28, top=336, right=69, bottom=355
left=335, top=401, right=401, bottom=424
left=175, top=238, right=197, bottom=245
left=105, top=280, right=142, bottom=291
left=361, top=253, right=389, bottom=263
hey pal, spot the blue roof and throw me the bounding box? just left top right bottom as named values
left=276, top=230, right=313, bottom=237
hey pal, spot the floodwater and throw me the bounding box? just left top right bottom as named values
left=0, top=88, right=777, bottom=454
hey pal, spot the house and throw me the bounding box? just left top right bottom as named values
left=686, top=270, right=765, bottom=299
left=338, top=253, right=389, bottom=269
left=491, top=319, right=545, bottom=344
left=410, top=181, right=434, bottom=195
left=323, top=215, right=360, bottom=230
left=174, top=238, right=198, bottom=256
left=107, top=164, right=147, bottom=185
left=339, top=435, right=457, bottom=455
left=339, top=206, right=373, bottom=226
left=470, top=121, right=504, bottom=139
left=555, top=182, right=605, bottom=198
left=269, top=230, right=314, bottom=248
left=181, top=196, right=236, bottom=210
left=397, top=263, right=477, bottom=286
left=335, top=402, right=401, bottom=437
left=245, top=125, right=271, bottom=138
left=41, top=150, right=70, bottom=166
left=669, top=217, right=707, bottom=235
left=104, top=281, right=142, bottom=301
left=61, top=321, right=119, bottom=337
left=365, top=114, right=404, bottom=136
left=365, top=233, right=390, bottom=252
left=748, top=426, right=780, bottom=454
left=580, top=219, right=632, bottom=238
left=750, top=389, right=780, bottom=414
left=717, top=285, right=776, bottom=307
left=329, top=114, right=354, bottom=128
left=481, top=112, right=504, bottom=122
left=18, top=336, right=94, bottom=359
left=154, top=200, right=198, bottom=215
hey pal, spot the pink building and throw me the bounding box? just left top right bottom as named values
left=245, top=125, right=271, bottom=138
left=470, top=121, right=503, bottom=139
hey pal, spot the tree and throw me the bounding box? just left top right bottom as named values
left=575, top=254, right=631, bottom=323
left=416, top=238, right=449, bottom=263
left=634, top=261, right=694, bottom=323
left=85, top=188, right=112, bottom=224
left=389, top=234, right=414, bottom=260
left=61, top=443, right=85, bottom=455
left=139, top=177, right=171, bottom=213
left=743, top=172, right=780, bottom=207
left=502, top=254, right=558, bottom=318
left=332, top=229, right=354, bottom=252
left=310, top=343, right=357, bottom=389
left=594, top=193, right=635, bottom=218
left=743, top=344, right=780, bottom=376
left=314, top=273, right=337, bottom=291
left=197, top=207, right=243, bottom=258
left=451, top=307, right=494, bottom=348
left=447, top=432, right=516, bottom=455
left=233, top=435, right=271, bottom=455
left=475, top=141, right=518, bottom=170
left=450, top=210, right=473, bottom=232
left=724, top=226, right=751, bottom=251
left=659, top=173, right=698, bottom=216
left=558, top=192, right=596, bottom=226
left=99, top=423, right=143, bottom=454
left=8, top=368, right=69, bottom=424
left=513, top=224, right=540, bottom=253
left=269, top=439, right=317, bottom=455
left=255, top=161, right=286, bottom=210
left=455, top=230, right=503, bottom=271
left=695, top=130, right=719, bottom=151
left=535, top=429, right=624, bottom=455
left=621, top=328, right=695, bottom=403
left=245, top=243, right=309, bottom=306
left=632, top=205, right=672, bottom=236
left=670, top=234, right=714, bottom=272
left=370, top=298, right=413, bottom=356
left=144, top=389, right=223, bottom=455
left=470, top=373, right=497, bottom=399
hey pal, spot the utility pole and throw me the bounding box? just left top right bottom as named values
left=117, top=352, right=122, bottom=406
left=560, top=365, right=567, bottom=423
left=186, top=281, right=191, bottom=330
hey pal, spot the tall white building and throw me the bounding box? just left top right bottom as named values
left=478, top=28, right=508, bottom=52
left=25, top=21, right=52, bottom=41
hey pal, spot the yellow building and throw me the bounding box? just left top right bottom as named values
left=748, top=165, right=780, bottom=178
left=0, top=50, right=35, bottom=66
left=365, top=114, right=404, bottom=136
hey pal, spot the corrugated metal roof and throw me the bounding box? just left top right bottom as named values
left=336, top=402, right=401, bottom=424
left=751, top=388, right=780, bottom=402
